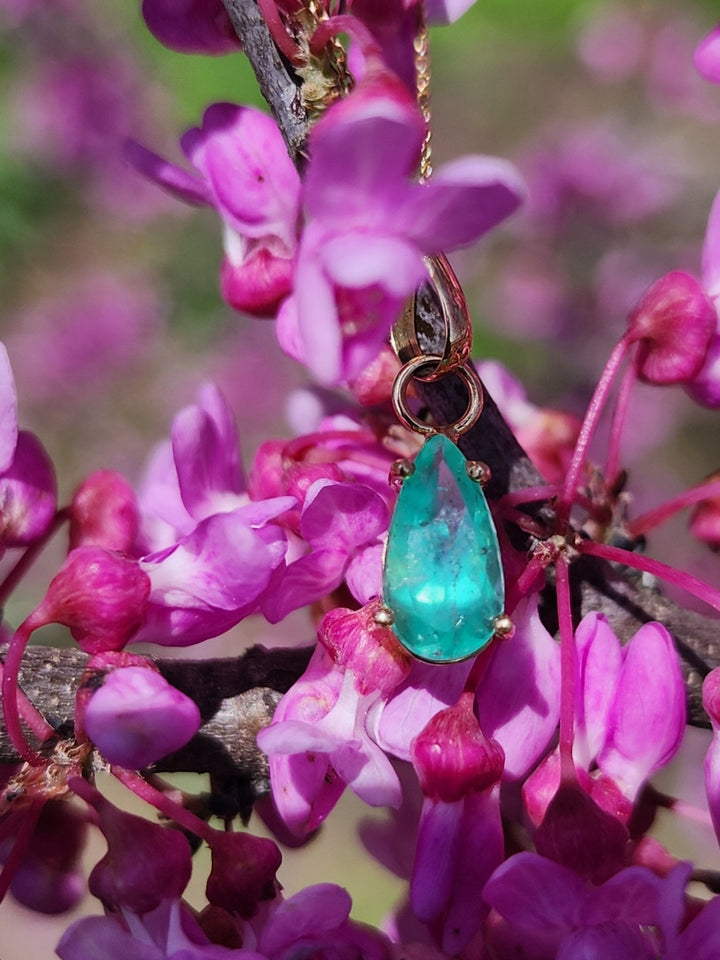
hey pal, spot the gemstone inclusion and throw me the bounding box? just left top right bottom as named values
left=382, top=434, right=504, bottom=663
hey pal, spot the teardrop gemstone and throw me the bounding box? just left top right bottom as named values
left=382, top=434, right=504, bottom=663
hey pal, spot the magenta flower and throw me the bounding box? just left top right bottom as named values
left=83, top=665, right=201, bottom=769
left=260, top=477, right=389, bottom=622
left=684, top=186, right=720, bottom=406
left=127, top=105, right=301, bottom=317
left=483, top=852, right=689, bottom=960
left=280, top=72, right=524, bottom=383
left=57, top=898, right=232, bottom=960
left=476, top=595, right=561, bottom=780
left=134, top=384, right=295, bottom=646
left=141, top=0, right=241, bottom=55
left=258, top=605, right=410, bottom=837
left=695, top=25, right=720, bottom=84
left=525, top=614, right=685, bottom=827
left=0, top=343, right=17, bottom=473
left=702, top=668, right=720, bottom=843
left=410, top=691, right=505, bottom=954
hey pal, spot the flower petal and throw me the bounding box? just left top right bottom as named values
left=401, top=155, right=525, bottom=252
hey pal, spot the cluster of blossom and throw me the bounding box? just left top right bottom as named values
left=2, top=2, right=720, bottom=959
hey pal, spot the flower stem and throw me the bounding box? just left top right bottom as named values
left=629, top=478, right=720, bottom=538
left=578, top=539, right=720, bottom=614
left=1, top=615, right=46, bottom=765
left=558, top=336, right=630, bottom=524
left=0, top=508, right=68, bottom=610
left=603, top=359, right=636, bottom=487
left=555, top=553, right=577, bottom=784
left=110, top=767, right=216, bottom=844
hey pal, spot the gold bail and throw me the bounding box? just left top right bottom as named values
left=390, top=253, right=473, bottom=383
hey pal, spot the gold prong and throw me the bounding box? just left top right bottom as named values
left=466, top=460, right=491, bottom=486
left=389, top=458, right=415, bottom=490
left=374, top=605, right=395, bottom=627
left=493, top=613, right=514, bottom=639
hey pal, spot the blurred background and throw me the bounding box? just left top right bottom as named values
left=2, top=0, right=720, bottom=955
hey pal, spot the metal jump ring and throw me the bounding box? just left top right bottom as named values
left=392, top=355, right=484, bottom=438
left=390, top=253, right=473, bottom=383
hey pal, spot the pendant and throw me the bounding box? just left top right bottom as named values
left=381, top=433, right=506, bottom=664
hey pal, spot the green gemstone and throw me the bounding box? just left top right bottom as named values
left=382, top=434, right=504, bottom=663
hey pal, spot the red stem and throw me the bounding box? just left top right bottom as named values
left=0, top=508, right=68, bottom=610
left=555, top=553, right=577, bottom=784
left=501, top=485, right=560, bottom=507
left=109, top=767, right=216, bottom=844
left=505, top=554, right=549, bottom=614
left=1, top=615, right=46, bottom=765
left=603, top=359, right=636, bottom=487
left=558, top=336, right=631, bottom=524
left=256, top=0, right=303, bottom=62
left=629, top=478, right=720, bottom=538
left=0, top=659, right=54, bottom=743
left=578, top=539, right=720, bottom=614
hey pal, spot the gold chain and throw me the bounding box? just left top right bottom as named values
left=414, top=10, right=433, bottom=181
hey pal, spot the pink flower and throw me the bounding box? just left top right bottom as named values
left=410, top=691, right=504, bottom=954
left=260, top=477, right=389, bottom=622
left=695, top=25, right=720, bottom=84
left=476, top=595, right=561, bottom=780
left=83, top=665, right=201, bottom=769
left=483, top=852, right=689, bottom=960
left=0, top=343, right=17, bottom=473
left=133, top=384, right=295, bottom=647
left=258, top=604, right=410, bottom=837
left=141, top=0, right=241, bottom=55
left=127, top=105, right=301, bottom=317
left=281, top=72, right=524, bottom=384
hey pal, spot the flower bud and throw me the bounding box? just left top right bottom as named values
left=89, top=797, right=192, bottom=913
left=220, top=245, right=294, bottom=317
left=69, top=470, right=139, bottom=553
left=8, top=801, right=87, bottom=915
left=43, top=546, right=150, bottom=653
left=411, top=692, right=505, bottom=803
left=348, top=345, right=400, bottom=406
left=689, top=471, right=720, bottom=550
left=627, top=271, right=716, bottom=384
left=686, top=335, right=720, bottom=408
left=318, top=601, right=412, bottom=697
left=534, top=782, right=629, bottom=885
left=0, top=430, right=57, bottom=546
left=205, top=829, right=282, bottom=918
left=83, top=666, right=201, bottom=769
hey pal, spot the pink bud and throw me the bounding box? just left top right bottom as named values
left=703, top=669, right=720, bottom=843
left=205, top=829, right=282, bottom=918
left=8, top=801, right=87, bottom=915
left=248, top=440, right=286, bottom=500
left=318, top=601, right=412, bottom=697
left=69, top=470, right=139, bottom=553
left=43, top=546, right=150, bottom=653
left=0, top=430, right=57, bottom=546
left=689, top=472, right=720, bottom=550
left=686, top=334, right=720, bottom=408
left=534, top=782, right=629, bottom=884
left=220, top=247, right=294, bottom=317
left=348, top=345, right=400, bottom=406
left=411, top=692, right=505, bottom=803
left=83, top=666, right=201, bottom=768
left=89, top=797, right=192, bottom=913
left=627, top=271, right=716, bottom=384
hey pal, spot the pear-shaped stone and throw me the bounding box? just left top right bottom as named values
left=383, top=434, right=504, bottom=662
